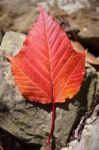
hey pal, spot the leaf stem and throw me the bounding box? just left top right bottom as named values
left=48, top=102, right=56, bottom=145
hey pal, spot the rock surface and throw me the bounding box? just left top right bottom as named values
left=48, top=0, right=90, bottom=14
left=0, top=31, right=99, bottom=150
left=0, top=0, right=40, bottom=33
left=0, top=31, right=26, bottom=55
left=61, top=105, right=99, bottom=150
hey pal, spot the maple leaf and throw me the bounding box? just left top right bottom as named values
left=8, top=9, right=85, bottom=145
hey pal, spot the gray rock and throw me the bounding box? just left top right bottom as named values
left=0, top=0, right=41, bottom=33
left=76, top=7, right=99, bottom=54
left=48, top=0, right=90, bottom=14
left=0, top=31, right=99, bottom=150
left=61, top=105, right=99, bottom=150
left=0, top=31, right=26, bottom=55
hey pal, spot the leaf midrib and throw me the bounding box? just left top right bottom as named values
left=42, top=12, right=54, bottom=101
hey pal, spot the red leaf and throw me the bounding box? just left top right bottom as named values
left=8, top=10, right=85, bottom=145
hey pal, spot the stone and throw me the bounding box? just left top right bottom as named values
left=74, top=3, right=99, bottom=55
left=0, top=31, right=26, bottom=55
left=48, top=0, right=90, bottom=15
left=61, top=105, right=99, bottom=150
left=0, top=31, right=99, bottom=150
left=0, top=0, right=41, bottom=33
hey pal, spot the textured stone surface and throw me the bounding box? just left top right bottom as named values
left=48, top=0, right=90, bottom=14
left=0, top=0, right=40, bottom=33
left=0, top=31, right=26, bottom=55
left=0, top=31, right=99, bottom=150
left=61, top=105, right=99, bottom=150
